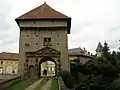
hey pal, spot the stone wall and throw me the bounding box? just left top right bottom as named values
left=58, top=76, right=72, bottom=90
left=0, top=75, right=22, bottom=90
left=0, top=74, right=19, bottom=79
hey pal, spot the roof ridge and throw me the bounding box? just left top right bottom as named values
left=16, top=3, right=69, bottom=19
left=1, top=52, right=18, bottom=54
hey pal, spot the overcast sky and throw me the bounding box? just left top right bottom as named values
left=0, top=0, right=120, bottom=54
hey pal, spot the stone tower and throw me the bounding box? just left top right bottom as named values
left=15, top=2, right=71, bottom=78
left=96, top=42, right=103, bottom=57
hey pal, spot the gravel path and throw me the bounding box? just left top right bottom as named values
left=40, top=79, right=52, bottom=90
left=24, top=79, right=43, bottom=90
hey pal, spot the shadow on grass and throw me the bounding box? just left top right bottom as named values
left=50, top=78, right=59, bottom=90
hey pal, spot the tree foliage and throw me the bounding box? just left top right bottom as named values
left=67, top=42, right=120, bottom=90
left=102, top=41, right=110, bottom=59
left=60, top=41, right=120, bottom=90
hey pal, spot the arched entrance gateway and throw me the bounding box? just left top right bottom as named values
left=25, top=46, right=61, bottom=78
left=39, top=57, right=56, bottom=77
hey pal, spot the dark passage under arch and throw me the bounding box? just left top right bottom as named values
left=39, top=57, right=56, bottom=77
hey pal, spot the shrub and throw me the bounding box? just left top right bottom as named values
left=111, top=78, right=120, bottom=90
left=77, top=72, right=86, bottom=82
left=89, top=84, right=106, bottom=90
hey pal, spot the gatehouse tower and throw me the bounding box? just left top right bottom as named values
left=15, top=2, right=71, bottom=78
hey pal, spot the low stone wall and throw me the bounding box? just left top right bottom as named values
left=0, top=75, right=22, bottom=90
left=58, top=77, right=72, bottom=90
left=0, top=74, right=19, bottom=79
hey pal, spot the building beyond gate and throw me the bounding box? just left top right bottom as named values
left=15, top=2, right=71, bottom=78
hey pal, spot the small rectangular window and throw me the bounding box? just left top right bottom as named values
left=25, top=43, right=30, bottom=47
left=44, top=38, right=47, bottom=42
left=1, top=61, right=3, bottom=64
left=43, top=37, right=52, bottom=46
left=48, top=38, right=51, bottom=42
left=36, top=34, right=38, bottom=37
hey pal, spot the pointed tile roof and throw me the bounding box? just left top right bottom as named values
left=96, top=42, right=103, bottom=52
left=15, top=2, right=71, bottom=33
left=16, top=2, right=70, bottom=19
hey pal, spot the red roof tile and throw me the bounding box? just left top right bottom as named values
left=0, top=52, right=19, bottom=61
left=15, top=2, right=71, bottom=34
left=16, top=2, right=69, bottom=19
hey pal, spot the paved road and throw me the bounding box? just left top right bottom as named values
left=40, top=79, right=52, bottom=90
left=24, top=78, right=53, bottom=90
left=25, top=79, right=43, bottom=90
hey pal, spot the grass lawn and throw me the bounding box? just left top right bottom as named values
left=35, top=78, right=49, bottom=90
left=50, top=78, right=59, bottom=90
left=8, top=78, right=35, bottom=90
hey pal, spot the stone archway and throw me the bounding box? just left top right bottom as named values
left=25, top=46, right=61, bottom=78
left=39, top=57, right=56, bottom=77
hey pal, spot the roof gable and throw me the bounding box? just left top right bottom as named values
left=15, top=2, right=71, bottom=34
left=96, top=42, right=103, bottom=52
left=16, top=3, right=69, bottom=20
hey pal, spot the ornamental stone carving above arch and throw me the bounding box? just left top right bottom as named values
left=25, top=46, right=61, bottom=57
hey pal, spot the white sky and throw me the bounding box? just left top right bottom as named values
left=0, top=0, right=120, bottom=54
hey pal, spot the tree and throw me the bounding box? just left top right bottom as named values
left=102, top=41, right=111, bottom=60
left=109, top=51, right=116, bottom=65
left=69, top=42, right=120, bottom=90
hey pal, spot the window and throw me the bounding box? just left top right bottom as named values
left=36, top=34, right=38, bottom=37
left=57, top=43, right=59, bottom=45
left=1, top=61, right=3, bottom=64
left=48, top=38, right=51, bottom=42
left=44, top=38, right=47, bottom=42
left=57, top=35, right=59, bottom=37
left=26, top=35, right=29, bottom=37
left=25, top=43, right=30, bottom=47
left=43, top=37, right=52, bottom=46
left=36, top=43, right=38, bottom=45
